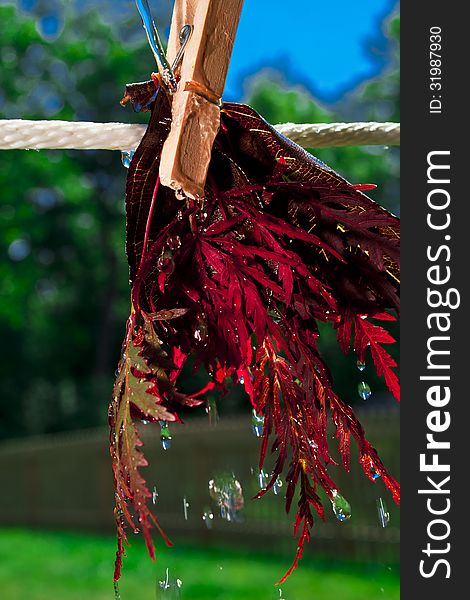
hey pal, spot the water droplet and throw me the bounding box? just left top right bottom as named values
left=356, top=359, right=366, bottom=371
left=252, top=409, right=264, bottom=437
left=141, top=419, right=150, bottom=425
left=358, top=381, right=372, bottom=400
left=202, top=507, right=214, bottom=529
left=257, top=470, right=269, bottom=489
left=331, top=489, right=351, bottom=522
left=159, top=421, right=172, bottom=450
left=183, top=496, right=190, bottom=520
left=239, top=375, right=245, bottom=385
left=152, top=486, right=159, bottom=505
left=370, top=466, right=381, bottom=481
left=272, top=476, right=283, bottom=495
left=205, top=397, right=219, bottom=427
left=209, top=473, right=244, bottom=522
left=376, top=498, right=390, bottom=528
left=121, top=150, right=134, bottom=169
left=176, top=210, right=183, bottom=221
left=167, top=235, right=181, bottom=250
left=113, top=580, right=121, bottom=600
left=157, top=254, right=175, bottom=275
left=268, top=309, right=281, bottom=324
left=156, top=568, right=182, bottom=598
left=193, top=318, right=208, bottom=343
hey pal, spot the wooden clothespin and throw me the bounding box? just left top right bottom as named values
left=159, top=0, right=244, bottom=199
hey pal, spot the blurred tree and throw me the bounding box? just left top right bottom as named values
left=0, top=4, right=153, bottom=438
left=0, top=6, right=399, bottom=439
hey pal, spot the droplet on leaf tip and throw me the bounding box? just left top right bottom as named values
left=331, top=489, right=351, bottom=522
left=356, top=359, right=366, bottom=371
left=121, top=150, right=134, bottom=169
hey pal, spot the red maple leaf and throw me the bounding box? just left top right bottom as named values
left=110, top=81, right=400, bottom=581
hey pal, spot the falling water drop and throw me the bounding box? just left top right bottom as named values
left=205, top=396, right=219, bottom=427
left=152, top=486, right=159, bottom=505
left=156, top=568, right=182, bottom=599
left=257, top=470, right=269, bottom=489
left=376, top=498, right=390, bottom=528
left=159, top=421, right=172, bottom=450
left=356, top=359, right=366, bottom=371
left=272, top=476, right=283, bottom=495
left=121, top=150, right=135, bottom=169
left=209, top=473, right=244, bottom=522
left=331, top=490, right=352, bottom=522
left=202, top=507, right=214, bottom=529
left=182, top=496, right=190, bottom=520
left=358, top=381, right=372, bottom=400
left=252, top=409, right=264, bottom=437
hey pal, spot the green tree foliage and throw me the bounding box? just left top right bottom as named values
left=0, top=6, right=399, bottom=439
left=0, top=5, right=152, bottom=438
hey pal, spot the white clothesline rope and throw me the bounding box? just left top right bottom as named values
left=0, top=119, right=400, bottom=151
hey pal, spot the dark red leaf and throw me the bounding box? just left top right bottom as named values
left=110, top=83, right=401, bottom=581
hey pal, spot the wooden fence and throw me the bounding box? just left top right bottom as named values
left=0, top=408, right=399, bottom=564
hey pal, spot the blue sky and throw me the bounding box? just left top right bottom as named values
left=225, top=0, right=398, bottom=102
left=8, top=0, right=399, bottom=104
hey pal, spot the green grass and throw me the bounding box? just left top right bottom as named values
left=0, top=528, right=399, bottom=600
